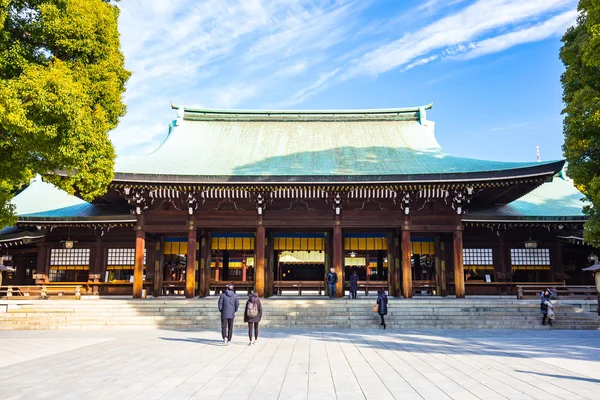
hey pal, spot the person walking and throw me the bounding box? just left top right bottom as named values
left=349, top=269, right=359, bottom=299
left=376, top=289, right=388, bottom=329
left=326, top=267, right=338, bottom=299
left=218, top=284, right=239, bottom=346
left=244, top=291, right=263, bottom=345
left=540, top=288, right=554, bottom=326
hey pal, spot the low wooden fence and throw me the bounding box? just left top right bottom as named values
left=516, top=285, right=597, bottom=300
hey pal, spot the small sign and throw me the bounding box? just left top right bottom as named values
left=89, top=274, right=101, bottom=279
left=485, top=274, right=492, bottom=283
left=32, top=274, right=46, bottom=280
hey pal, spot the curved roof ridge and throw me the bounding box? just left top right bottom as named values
left=172, top=103, right=433, bottom=115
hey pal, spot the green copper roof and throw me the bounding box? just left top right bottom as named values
left=114, top=105, right=563, bottom=183
left=9, top=177, right=132, bottom=222
left=467, top=176, right=587, bottom=221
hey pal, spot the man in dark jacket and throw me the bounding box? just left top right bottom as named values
left=326, top=267, right=338, bottom=299
left=218, top=284, right=239, bottom=345
left=349, top=270, right=359, bottom=299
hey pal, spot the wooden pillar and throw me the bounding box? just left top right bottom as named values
left=153, top=237, right=164, bottom=297
left=333, top=219, right=343, bottom=297
left=401, top=230, right=412, bottom=298
left=242, top=261, right=247, bottom=282
left=496, top=233, right=508, bottom=280
left=453, top=229, right=465, bottom=298
left=133, top=227, right=145, bottom=299
left=553, top=240, right=565, bottom=283
left=35, top=243, right=48, bottom=283
left=185, top=220, right=197, bottom=298
left=434, top=236, right=445, bottom=297
left=199, top=231, right=211, bottom=297
left=266, top=231, right=275, bottom=297
left=91, top=236, right=103, bottom=295
left=255, top=219, right=266, bottom=297
left=388, top=231, right=400, bottom=297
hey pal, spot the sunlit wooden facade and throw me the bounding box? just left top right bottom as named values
left=1, top=105, right=595, bottom=298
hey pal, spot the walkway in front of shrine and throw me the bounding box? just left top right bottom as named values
left=1, top=328, right=599, bottom=399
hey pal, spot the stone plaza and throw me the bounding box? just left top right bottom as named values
left=1, top=328, right=599, bottom=399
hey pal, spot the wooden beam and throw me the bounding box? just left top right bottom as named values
left=133, top=228, right=145, bottom=299
left=453, top=230, right=465, bottom=298
left=401, top=230, right=412, bottom=298
left=333, top=219, right=344, bottom=298
left=185, top=221, right=197, bottom=298
left=255, top=219, right=266, bottom=297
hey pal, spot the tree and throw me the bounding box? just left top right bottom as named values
left=561, top=0, right=600, bottom=246
left=0, top=0, right=129, bottom=226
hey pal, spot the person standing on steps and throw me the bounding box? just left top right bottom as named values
left=376, top=289, right=388, bottom=329
left=218, top=284, right=239, bottom=346
left=540, top=288, right=554, bottom=326
left=326, top=267, right=338, bottom=299
left=349, top=269, right=359, bottom=299
left=244, top=290, right=262, bottom=345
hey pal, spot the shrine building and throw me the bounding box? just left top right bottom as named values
left=0, top=104, right=595, bottom=298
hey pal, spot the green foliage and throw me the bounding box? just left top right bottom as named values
left=0, top=0, right=129, bottom=227
left=561, top=0, right=600, bottom=246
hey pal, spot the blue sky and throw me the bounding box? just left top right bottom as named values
left=113, top=0, right=578, bottom=164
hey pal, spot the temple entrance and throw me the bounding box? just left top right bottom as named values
left=210, top=233, right=255, bottom=285
left=273, top=233, right=326, bottom=295
left=162, top=238, right=187, bottom=295
left=411, top=237, right=437, bottom=295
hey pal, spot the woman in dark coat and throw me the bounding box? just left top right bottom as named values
left=349, top=270, right=359, bottom=299
left=540, top=288, right=553, bottom=326
left=376, top=289, right=388, bottom=329
left=244, top=291, right=263, bottom=345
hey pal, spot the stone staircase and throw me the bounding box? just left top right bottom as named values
left=1, top=298, right=599, bottom=330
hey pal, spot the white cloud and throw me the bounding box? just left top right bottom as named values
left=111, top=0, right=579, bottom=157
left=278, top=68, right=341, bottom=107
left=459, top=10, right=577, bottom=59
left=347, top=0, right=576, bottom=78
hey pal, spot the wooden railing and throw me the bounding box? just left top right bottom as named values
left=516, top=285, right=598, bottom=300
left=273, top=281, right=324, bottom=296
left=0, top=284, right=82, bottom=299
left=211, top=281, right=255, bottom=295
left=346, top=281, right=388, bottom=295
left=413, top=280, right=437, bottom=296
left=448, top=281, right=566, bottom=296
left=0, top=285, right=43, bottom=298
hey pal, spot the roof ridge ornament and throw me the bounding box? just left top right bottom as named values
left=418, top=102, right=433, bottom=125
left=171, top=103, right=184, bottom=126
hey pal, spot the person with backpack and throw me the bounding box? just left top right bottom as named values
left=218, top=284, right=239, bottom=346
left=244, top=291, right=263, bottom=345
left=326, top=267, right=338, bottom=299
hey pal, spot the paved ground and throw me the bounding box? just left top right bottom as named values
left=1, top=329, right=599, bottom=399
